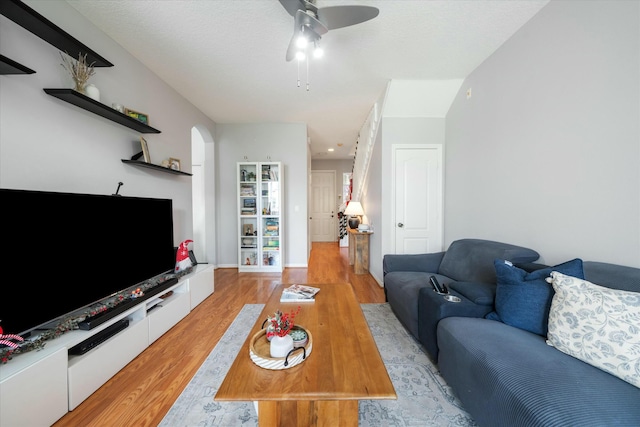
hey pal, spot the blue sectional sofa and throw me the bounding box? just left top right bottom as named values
left=383, top=239, right=640, bottom=426
left=383, top=238, right=541, bottom=359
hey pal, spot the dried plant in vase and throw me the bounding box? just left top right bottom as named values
left=60, top=52, right=96, bottom=92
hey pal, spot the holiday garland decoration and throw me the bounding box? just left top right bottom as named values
left=0, top=330, right=23, bottom=349
left=0, top=267, right=193, bottom=364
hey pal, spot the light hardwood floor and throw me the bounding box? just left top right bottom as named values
left=53, top=242, right=385, bottom=427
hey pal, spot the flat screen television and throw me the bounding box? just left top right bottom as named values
left=0, top=188, right=175, bottom=336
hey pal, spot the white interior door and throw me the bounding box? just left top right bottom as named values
left=310, top=170, right=336, bottom=242
left=393, top=145, right=443, bottom=254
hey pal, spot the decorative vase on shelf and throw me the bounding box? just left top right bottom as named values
left=84, top=84, right=100, bottom=101
left=270, top=334, right=294, bottom=358
left=60, top=52, right=96, bottom=95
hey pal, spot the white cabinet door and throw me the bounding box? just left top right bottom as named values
left=68, top=317, right=149, bottom=410
left=148, top=291, right=190, bottom=343
left=0, top=347, right=68, bottom=427
left=189, top=264, right=214, bottom=309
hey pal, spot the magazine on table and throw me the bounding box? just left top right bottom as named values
left=280, top=284, right=320, bottom=302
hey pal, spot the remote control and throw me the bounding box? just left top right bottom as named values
left=429, top=276, right=448, bottom=294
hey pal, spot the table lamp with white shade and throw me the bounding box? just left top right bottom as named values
left=344, top=201, right=364, bottom=229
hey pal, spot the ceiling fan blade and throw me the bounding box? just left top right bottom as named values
left=279, top=0, right=302, bottom=17
left=295, top=9, right=328, bottom=35
left=317, top=5, right=379, bottom=30
left=286, top=33, right=297, bottom=61
left=278, top=0, right=318, bottom=17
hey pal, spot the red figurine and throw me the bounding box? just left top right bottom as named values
left=175, top=239, right=194, bottom=273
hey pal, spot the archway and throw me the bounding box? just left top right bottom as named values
left=191, top=125, right=215, bottom=265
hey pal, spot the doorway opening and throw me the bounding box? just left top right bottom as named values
left=191, top=125, right=215, bottom=265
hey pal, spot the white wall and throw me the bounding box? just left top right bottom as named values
left=376, top=117, right=446, bottom=282
left=353, top=88, right=449, bottom=284
left=362, top=0, right=639, bottom=275
left=0, top=0, right=216, bottom=246
left=214, top=123, right=308, bottom=268
left=445, top=0, right=639, bottom=267
left=384, top=80, right=463, bottom=118
left=362, top=126, right=384, bottom=284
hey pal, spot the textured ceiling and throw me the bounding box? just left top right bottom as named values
left=66, top=0, right=550, bottom=159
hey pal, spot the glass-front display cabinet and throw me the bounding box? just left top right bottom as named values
left=237, top=162, right=283, bottom=272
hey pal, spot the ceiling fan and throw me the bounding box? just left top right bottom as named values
left=279, top=0, right=379, bottom=62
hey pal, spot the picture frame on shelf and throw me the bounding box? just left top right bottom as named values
left=169, top=157, right=181, bottom=171
left=139, top=136, right=150, bottom=163
left=124, top=108, right=149, bottom=125
left=243, top=224, right=254, bottom=236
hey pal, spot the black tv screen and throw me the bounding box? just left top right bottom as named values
left=0, top=188, right=175, bottom=336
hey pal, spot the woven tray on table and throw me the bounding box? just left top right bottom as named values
left=249, top=326, right=313, bottom=370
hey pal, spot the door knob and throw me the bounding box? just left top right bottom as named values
left=398, top=222, right=404, bottom=228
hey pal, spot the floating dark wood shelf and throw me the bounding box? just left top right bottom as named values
left=44, top=89, right=161, bottom=134
left=122, top=159, right=192, bottom=176
left=0, top=0, right=113, bottom=67
left=0, top=54, right=35, bottom=74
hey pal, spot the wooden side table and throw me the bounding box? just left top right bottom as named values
left=348, top=229, right=373, bottom=274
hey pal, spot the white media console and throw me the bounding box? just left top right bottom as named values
left=0, top=264, right=214, bottom=427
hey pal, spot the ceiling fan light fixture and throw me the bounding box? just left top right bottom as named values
left=295, top=31, right=308, bottom=48
left=281, top=0, right=380, bottom=90
left=312, top=41, right=323, bottom=58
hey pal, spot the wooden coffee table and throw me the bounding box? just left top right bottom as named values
left=215, top=283, right=396, bottom=426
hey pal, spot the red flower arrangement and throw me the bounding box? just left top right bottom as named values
left=267, top=306, right=301, bottom=338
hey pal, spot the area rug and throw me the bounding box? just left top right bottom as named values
left=159, top=303, right=477, bottom=427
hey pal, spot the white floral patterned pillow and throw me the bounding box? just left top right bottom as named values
left=546, top=272, right=640, bottom=389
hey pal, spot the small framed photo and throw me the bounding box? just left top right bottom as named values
left=169, top=157, right=181, bottom=171
left=124, top=108, right=149, bottom=125
left=139, top=137, right=150, bottom=163
left=243, top=224, right=254, bottom=236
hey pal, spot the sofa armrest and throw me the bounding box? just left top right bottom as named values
left=418, top=286, right=494, bottom=361
left=447, top=281, right=496, bottom=306
left=383, top=252, right=445, bottom=276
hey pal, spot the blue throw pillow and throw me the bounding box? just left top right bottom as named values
left=485, top=258, right=584, bottom=336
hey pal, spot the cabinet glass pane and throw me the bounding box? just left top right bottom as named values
left=262, top=217, right=280, bottom=267
left=239, top=164, right=257, bottom=182
left=241, top=218, right=257, bottom=239
left=261, top=164, right=279, bottom=216
left=241, top=249, right=258, bottom=266
left=262, top=250, right=280, bottom=266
